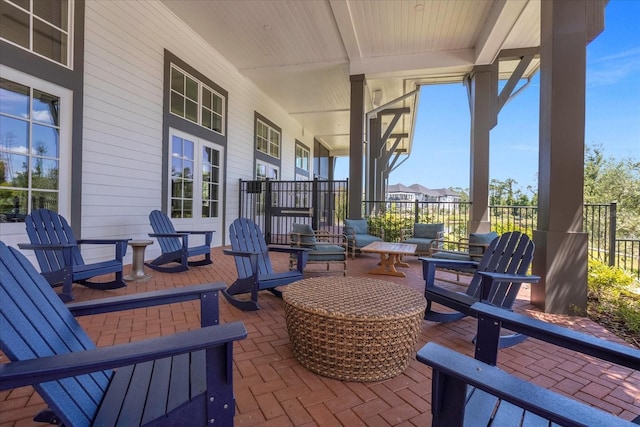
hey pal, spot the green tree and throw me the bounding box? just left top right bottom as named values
left=584, top=145, right=640, bottom=238
left=489, top=178, right=533, bottom=206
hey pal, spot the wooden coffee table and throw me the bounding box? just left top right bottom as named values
left=360, top=241, right=417, bottom=277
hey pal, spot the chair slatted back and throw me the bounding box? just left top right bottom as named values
left=149, top=210, right=182, bottom=254
left=0, top=242, right=111, bottom=427
left=25, top=209, right=85, bottom=273
left=228, top=218, right=274, bottom=279
left=467, top=231, right=534, bottom=307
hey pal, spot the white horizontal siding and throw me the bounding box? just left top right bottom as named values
left=80, top=0, right=310, bottom=263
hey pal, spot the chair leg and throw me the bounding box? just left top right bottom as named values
left=77, top=276, right=126, bottom=291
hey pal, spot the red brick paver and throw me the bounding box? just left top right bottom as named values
left=1, top=247, right=639, bottom=426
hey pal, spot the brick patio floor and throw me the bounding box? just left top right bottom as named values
left=1, top=247, right=639, bottom=426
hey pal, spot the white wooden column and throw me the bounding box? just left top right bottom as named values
left=468, top=64, right=497, bottom=233
left=532, top=0, right=596, bottom=314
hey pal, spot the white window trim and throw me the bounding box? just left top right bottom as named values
left=0, top=65, right=72, bottom=227
left=0, top=0, right=74, bottom=69
left=256, top=118, right=280, bottom=160
left=296, top=143, right=310, bottom=171
left=169, top=64, right=226, bottom=136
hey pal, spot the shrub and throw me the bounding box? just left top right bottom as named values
left=587, top=258, right=640, bottom=339
left=587, top=258, right=635, bottom=293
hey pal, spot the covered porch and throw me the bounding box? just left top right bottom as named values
left=2, top=249, right=638, bottom=426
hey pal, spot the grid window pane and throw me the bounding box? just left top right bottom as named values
left=169, top=65, right=226, bottom=135
left=202, top=110, right=212, bottom=129
left=0, top=78, right=61, bottom=216
left=12, top=0, right=30, bottom=10
left=171, top=69, right=185, bottom=94
left=202, top=88, right=212, bottom=109
left=32, top=190, right=57, bottom=211
left=171, top=199, right=182, bottom=218
left=213, top=95, right=223, bottom=113
left=0, top=116, right=29, bottom=154
left=185, top=77, right=198, bottom=101
left=1, top=0, right=70, bottom=66
left=0, top=1, right=29, bottom=49
left=31, top=158, right=58, bottom=189
left=32, top=123, right=59, bottom=157
left=170, top=92, right=184, bottom=116
left=33, top=90, right=59, bottom=125
left=33, top=0, right=68, bottom=31
left=0, top=78, right=29, bottom=116
left=256, top=120, right=280, bottom=159
left=212, top=114, right=222, bottom=133
left=33, top=20, right=67, bottom=64
left=185, top=99, right=197, bottom=123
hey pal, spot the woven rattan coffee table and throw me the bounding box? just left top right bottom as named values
left=283, top=277, right=426, bottom=382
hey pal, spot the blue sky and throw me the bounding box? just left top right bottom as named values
left=335, top=0, right=639, bottom=192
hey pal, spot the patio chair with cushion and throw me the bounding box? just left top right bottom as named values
left=343, top=218, right=383, bottom=259
left=400, top=222, right=445, bottom=256
left=289, top=223, right=347, bottom=275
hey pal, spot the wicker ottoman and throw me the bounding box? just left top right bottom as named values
left=283, top=277, right=426, bottom=382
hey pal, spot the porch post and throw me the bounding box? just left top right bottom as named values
left=532, top=0, right=596, bottom=314
left=467, top=64, right=497, bottom=234
left=349, top=74, right=366, bottom=219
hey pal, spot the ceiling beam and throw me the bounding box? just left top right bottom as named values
left=475, top=0, right=529, bottom=65
left=329, top=0, right=362, bottom=62
left=350, top=49, right=474, bottom=78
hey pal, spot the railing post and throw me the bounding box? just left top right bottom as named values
left=265, top=178, right=272, bottom=243
left=609, top=202, right=617, bottom=267
left=414, top=199, right=419, bottom=223
left=312, top=178, right=319, bottom=230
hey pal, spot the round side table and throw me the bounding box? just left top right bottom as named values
left=125, top=240, right=154, bottom=281
left=283, top=277, right=426, bottom=382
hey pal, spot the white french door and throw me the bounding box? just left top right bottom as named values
left=168, top=128, right=223, bottom=245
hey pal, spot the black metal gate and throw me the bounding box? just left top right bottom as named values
left=238, top=179, right=348, bottom=244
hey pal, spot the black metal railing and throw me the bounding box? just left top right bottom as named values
left=237, top=181, right=638, bottom=279
left=361, top=199, right=638, bottom=279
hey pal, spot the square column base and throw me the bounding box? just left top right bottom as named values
left=532, top=230, right=588, bottom=315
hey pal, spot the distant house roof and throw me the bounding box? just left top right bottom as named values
left=388, top=183, right=462, bottom=199
left=388, top=183, right=415, bottom=193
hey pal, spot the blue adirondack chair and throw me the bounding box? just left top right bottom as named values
left=145, top=210, right=213, bottom=273
left=19, top=209, right=130, bottom=302
left=0, top=240, right=247, bottom=427
left=420, top=231, right=540, bottom=348
left=222, top=218, right=309, bottom=311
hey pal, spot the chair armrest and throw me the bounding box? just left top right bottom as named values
left=314, top=231, right=347, bottom=244
left=417, top=342, right=634, bottom=427
left=342, top=227, right=355, bottom=238
left=175, top=230, right=214, bottom=235
left=471, top=302, right=640, bottom=370
left=269, top=245, right=310, bottom=254
left=419, top=256, right=479, bottom=270
left=76, top=239, right=131, bottom=245
left=0, top=322, right=247, bottom=392
left=223, top=249, right=260, bottom=257
left=289, top=231, right=316, bottom=247
left=18, top=243, right=75, bottom=251
left=67, top=282, right=226, bottom=317
left=149, top=233, right=188, bottom=238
